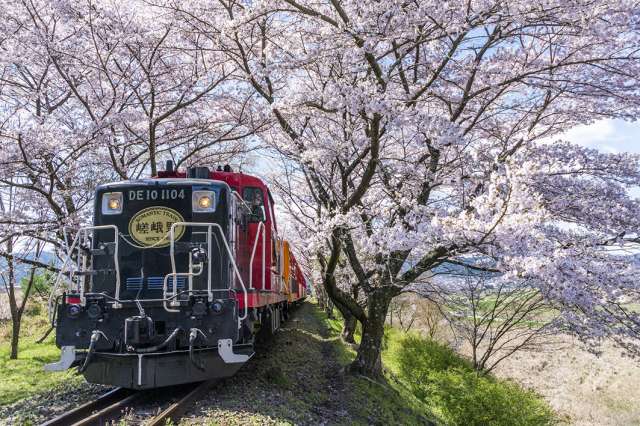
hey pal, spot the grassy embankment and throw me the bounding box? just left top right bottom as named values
left=1, top=298, right=555, bottom=425
left=181, top=299, right=434, bottom=425
left=324, top=309, right=556, bottom=426
left=0, top=301, right=82, bottom=406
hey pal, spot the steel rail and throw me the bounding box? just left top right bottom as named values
left=42, top=380, right=216, bottom=426
left=40, top=387, right=138, bottom=426
left=147, top=380, right=216, bottom=426
left=72, top=392, right=144, bottom=425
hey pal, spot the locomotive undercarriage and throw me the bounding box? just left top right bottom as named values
left=77, top=304, right=282, bottom=388
left=48, top=299, right=285, bottom=388
left=48, top=292, right=256, bottom=388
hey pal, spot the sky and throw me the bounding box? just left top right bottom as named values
left=561, top=119, right=640, bottom=154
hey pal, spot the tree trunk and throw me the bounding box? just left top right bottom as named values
left=6, top=237, right=20, bottom=360
left=10, top=317, right=21, bottom=360
left=5, top=238, right=38, bottom=360
left=350, top=291, right=392, bottom=377
left=325, top=298, right=335, bottom=319
left=149, top=123, right=157, bottom=176
left=341, top=312, right=357, bottom=344
left=315, top=290, right=323, bottom=309
left=334, top=299, right=357, bottom=343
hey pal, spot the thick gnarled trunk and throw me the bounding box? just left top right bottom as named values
left=349, top=291, right=392, bottom=377
left=350, top=319, right=384, bottom=376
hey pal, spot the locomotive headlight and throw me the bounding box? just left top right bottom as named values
left=102, top=192, right=123, bottom=215
left=198, top=196, right=212, bottom=209
left=108, top=198, right=120, bottom=210
left=192, top=191, right=216, bottom=212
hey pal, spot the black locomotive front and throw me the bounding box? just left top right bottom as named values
left=51, top=177, right=252, bottom=388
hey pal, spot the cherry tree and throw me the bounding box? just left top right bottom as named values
left=0, top=0, right=260, bottom=354
left=169, top=0, right=640, bottom=376
left=5, top=0, right=262, bottom=179
left=0, top=0, right=264, bottom=244
left=267, top=156, right=363, bottom=340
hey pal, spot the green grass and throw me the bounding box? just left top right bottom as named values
left=0, top=302, right=82, bottom=406
left=322, top=304, right=556, bottom=426
left=383, top=328, right=556, bottom=426
left=0, top=336, right=82, bottom=405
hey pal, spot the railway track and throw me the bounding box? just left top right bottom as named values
left=41, top=381, right=215, bottom=426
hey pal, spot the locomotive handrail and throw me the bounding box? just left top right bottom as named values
left=162, top=247, right=206, bottom=313
left=93, top=288, right=232, bottom=305
left=233, top=189, right=267, bottom=290
left=167, top=222, right=248, bottom=325
left=48, top=225, right=121, bottom=323
left=249, top=221, right=266, bottom=290
left=168, top=223, right=213, bottom=304
left=162, top=272, right=202, bottom=313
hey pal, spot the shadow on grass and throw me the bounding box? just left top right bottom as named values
left=385, top=331, right=557, bottom=426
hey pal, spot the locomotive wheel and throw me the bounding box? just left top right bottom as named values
left=240, top=317, right=256, bottom=345
left=256, top=308, right=275, bottom=343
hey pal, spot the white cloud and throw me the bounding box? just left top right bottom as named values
left=561, top=119, right=640, bottom=154
left=560, top=119, right=640, bottom=199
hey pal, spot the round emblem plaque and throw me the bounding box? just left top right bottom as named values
left=128, top=206, right=185, bottom=248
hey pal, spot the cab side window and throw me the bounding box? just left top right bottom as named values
left=242, top=187, right=265, bottom=220
left=272, top=239, right=278, bottom=268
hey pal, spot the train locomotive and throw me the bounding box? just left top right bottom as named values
left=45, top=163, right=307, bottom=389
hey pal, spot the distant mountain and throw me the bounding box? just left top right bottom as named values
left=0, top=251, right=58, bottom=288
left=430, top=260, right=496, bottom=277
